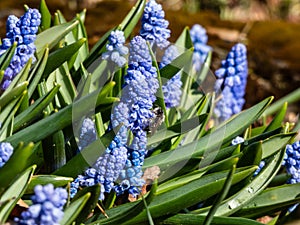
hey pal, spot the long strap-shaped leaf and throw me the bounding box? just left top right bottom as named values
left=144, top=97, right=273, bottom=171
left=5, top=82, right=118, bottom=147
left=0, top=165, right=36, bottom=223
left=161, top=214, right=263, bottom=225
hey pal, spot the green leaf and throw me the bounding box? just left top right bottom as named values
left=147, top=114, right=208, bottom=147
left=144, top=97, right=273, bottom=172
left=14, top=84, right=60, bottom=132
left=60, top=192, right=91, bottom=225
left=26, top=175, right=73, bottom=194
left=0, top=90, right=27, bottom=140
left=0, top=81, right=28, bottom=109
left=35, top=20, right=79, bottom=53
left=72, top=185, right=101, bottom=224
left=119, top=0, right=146, bottom=38
left=0, top=42, right=17, bottom=71
left=0, top=165, right=36, bottom=223
left=52, top=64, right=77, bottom=105
left=0, top=143, right=35, bottom=191
left=261, top=133, right=296, bottom=159
left=39, top=0, right=52, bottom=30
left=161, top=214, right=264, bottom=225
left=5, top=81, right=117, bottom=147
left=175, top=26, right=193, bottom=49
left=193, top=148, right=285, bottom=216
left=237, top=141, right=262, bottom=168
left=234, top=183, right=300, bottom=218
left=43, top=38, right=86, bottom=78
left=123, top=167, right=256, bottom=224
left=264, top=102, right=287, bottom=132
left=203, top=165, right=236, bottom=225
left=27, top=47, right=49, bottom=98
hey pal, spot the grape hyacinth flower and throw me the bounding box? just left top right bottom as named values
left=77, top=117, right=97, bottom=152
left=0, top=8, right=41, bottom=91
left=160, top=45, right=182, bottom=108
left=71, top=36, right=159, bottom=199
left=140, top=0, right=170, bottom=49
left=214, top=43, right=248, bottom=122
left=283, top=141, right=300, bottom=184
left=190, top=24, right=212, bottom=71
left=115, top=36, right=159, bottom=196
left=15, top=184, right=68, bottom=225
left=102, top=30, right=128, bottom=67
left=0, top=142, right=13, bottom=168
left=282, top=141, right=300, bottom=212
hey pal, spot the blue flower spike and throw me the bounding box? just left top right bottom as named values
left=71, top=36, right=159, bottom=200
left=214, top=43, right=248, bottom=122
left=283, top=141, right=300, bottom=184
left=190, top=24, right=212, bottom=71
left=160, top=45, right=182, bottom=108
left=15, top=184, right=68, bottom=225
left=140, top=0, right=170, bottom=49
left=0, top=8, right=41, bottom=91
left=102, top=30, right=128, bottom=67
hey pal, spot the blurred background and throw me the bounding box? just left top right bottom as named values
left=0, top=0, right=299, bottom=119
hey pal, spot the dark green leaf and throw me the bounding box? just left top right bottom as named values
left=0, top=143, right=35, bottom=191
left=14, top=84, right=60, bottom=132
left=0, top=42, right=17, bottom=71
left=43, top=38, right=86, bottom=78
left=0, top=165, right=35, bottom=223
left=27, top=47, right=49, bottom=98
left=60, top=192, right=91, bottom=225
left=264, top=102, right=287, bottom=132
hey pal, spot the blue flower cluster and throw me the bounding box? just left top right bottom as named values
left=0, top=142, right=13, bottom=168
left=160, top=45, right=182, bottom=108
left=102, top=30, right=128, bottom=67
left=0, top=8, right=41, bottom=91
left=15, top=184, right=68, bottom=225
left=214, top=43, right=248, bottom=122
left=189, top=24, right=212, bottom=71
left=114, top=36, right=159, bottom=196
left=71, top=36, right=159, bottom=199
left=140, top=0, right=170, bottom=49
left=78, top=117, right=97, bottom=152
left=283, top=141, right=300, bottom=184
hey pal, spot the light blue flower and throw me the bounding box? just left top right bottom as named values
left=160, top=45, right=182, bottom=108
left=15, top=184, right=67, bottom=225
left=214, top=43, right=248, bottom=122
left=140, top=0, right=170, bottom=49
left=190, top=24, right=212, bottom=71
left=102, top=30, right=128, bottom=67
